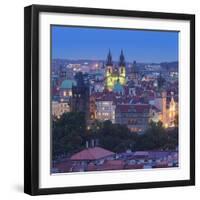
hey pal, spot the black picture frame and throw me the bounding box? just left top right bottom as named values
left=24, top=4, right=195, bottom=196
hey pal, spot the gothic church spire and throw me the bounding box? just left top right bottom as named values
left=106, top=49, right=113, bottom=66
left=119, top=49, right=125, bottom=66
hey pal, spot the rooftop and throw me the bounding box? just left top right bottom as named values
left=60, top=79, right=77, bottom=89
left=70, top=147, right=115, bottom=161
left=113, top=81, right=124, bottom=94
left=98, top=160, right=125, bottom=171
left=116, top=104, right=150, bottom=113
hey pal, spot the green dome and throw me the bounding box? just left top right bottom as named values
left=113, top=81, right=124, bottom=94
left=60, top=80, right=76, bottom=89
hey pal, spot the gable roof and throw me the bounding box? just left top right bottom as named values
left=70, top=147, right=115, bottom=161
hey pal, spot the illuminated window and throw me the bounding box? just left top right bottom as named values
left=63, top=91, right=67, bottom=96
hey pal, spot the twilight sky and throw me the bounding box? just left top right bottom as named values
left=51, top=25, right=178, bottom=63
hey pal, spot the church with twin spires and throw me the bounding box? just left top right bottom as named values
left=105, top=50, right=126, bottom=91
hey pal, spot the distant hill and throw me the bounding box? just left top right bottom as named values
left=160, top=61, right=178, bottom=71
left=52, top=59, right=178, bottom=72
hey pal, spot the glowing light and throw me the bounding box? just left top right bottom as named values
left=63, top=91, right=67, bottom=96
left=171, top=122, right=175, bottom=127
left=164, top=123, right=168, bottom=128
left=105, top=65, right=126, bottom=90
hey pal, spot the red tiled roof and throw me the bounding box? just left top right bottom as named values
left=106, top=160, right=124, bottom=165
left=98, top=160, right=125, bottom=171
left=125, top=164, right=144, bottom=169
left=150, top=105, right=161, bottom=112
left=147, top=91, right=155, bottom=97
left=70, top=147, right=115, bottom=161
left=116, top=104, right=150, bottom=113
left=96, top=93, right=116, bottom=102
left=53, top=160, right=73, bottom=172
left=154, top=163, right=168, bottom=168
left=90, top=92, right=104, bottom=99
left=52, top=87, right=59, bottom=96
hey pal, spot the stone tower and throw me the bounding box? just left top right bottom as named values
left=71, top=72, right=89, bottom=120
left=118, top=49, right=126, bottom=85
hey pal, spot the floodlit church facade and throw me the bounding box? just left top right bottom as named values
left=152, top=91, right=178, bottom=128
left=105, top=50, right=126, bottom=91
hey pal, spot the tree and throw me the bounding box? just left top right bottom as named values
left=52, top=112, right=86, bottom=160
left=52, top=115, right=178, bottom=161
left=134, top=121, right=178, bottom=151
left=97, top=121, right=137, bottom=153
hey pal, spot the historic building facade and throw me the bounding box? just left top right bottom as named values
left=115, top=104, right=150, bottom=133
left=52, top=100, right=70, bottom=118
left=152, top=91, right=178, bottom=128
left=105, top=50, right=126, bottom=91
left=95, top=95, right=116, bottom=123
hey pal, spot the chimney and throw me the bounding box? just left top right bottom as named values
left=91, top=139, right=95, bottom=148
left=86, top=141, right=89, bottom=148
left=95, top=139, right=99, bottom=146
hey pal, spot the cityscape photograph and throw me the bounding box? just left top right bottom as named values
left=51, top=25, right=179, bottom=174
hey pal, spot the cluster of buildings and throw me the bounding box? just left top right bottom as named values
left=52, top=50, right=178, bottom=133
left=52, top=146, right=178, bottom=173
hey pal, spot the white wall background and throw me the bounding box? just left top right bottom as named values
left=0, top=0, right=199, bottom=199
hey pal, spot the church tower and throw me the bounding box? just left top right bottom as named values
left=71, top=72, right=89, bottom=121
left=161, top=91, right=167, bottom=127
left=105, top=50, right=126, bottom=91
left=130, top=60, right=137, bottom=82
left=106, top=49, right=113, bottom=76
left=168, top=92, right=176, bottom=127
left=59, top=65, right=67, bottom=83
left=119, top=50, right=126, bottom=85
left=105, top=49, right=114, bottom=90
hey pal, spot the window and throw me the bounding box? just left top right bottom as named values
left=63, top=91, right=67, bottom=96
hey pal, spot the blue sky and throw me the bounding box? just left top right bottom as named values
left=51, top=25, right=178, bottom=63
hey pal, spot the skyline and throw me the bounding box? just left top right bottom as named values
left=52, top=26, right=178, bottom=63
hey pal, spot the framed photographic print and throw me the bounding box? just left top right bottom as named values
left=24, top=4, right=195, bottom=195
